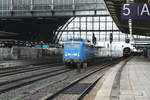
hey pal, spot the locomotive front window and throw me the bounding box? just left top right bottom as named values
left=65, top=44, right=71, bottom=48
left=74, top=44, right=80, bottom=48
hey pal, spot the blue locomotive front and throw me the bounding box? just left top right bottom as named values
left=63, top=40, right=94, bottom=66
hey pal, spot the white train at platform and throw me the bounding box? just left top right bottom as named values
left=95, top=42, right=136, bottom=57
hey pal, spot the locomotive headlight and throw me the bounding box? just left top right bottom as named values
left=65, top=53, right=68, bottom=56
left=74, top=53, right=76, bottom=56
left=77, top=52, right=80, bottom=57
left=68, top=53, right=71, bottom=56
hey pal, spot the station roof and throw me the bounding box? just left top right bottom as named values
left=0, top=17, right=70, bottom=43
left=105, top=0, right=150, bottom=36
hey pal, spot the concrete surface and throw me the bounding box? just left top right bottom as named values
left=120, top=57, right=150, bottom=100
left=94, top=60, right=126, bottom=100
left=94, top=56, right=150, bottom=100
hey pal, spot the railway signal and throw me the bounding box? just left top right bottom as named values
left=92, top=33, right=96, bottom=45
left=110, top=33, right=113, bottom=44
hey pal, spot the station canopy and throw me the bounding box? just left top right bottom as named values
left=0, top=17, right=70, bottom=42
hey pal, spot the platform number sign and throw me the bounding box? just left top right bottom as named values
left=122, top=4, right=131, bottom=16
left=110, top=33, right=113, bottom=44
left=122, top=3, right=150, bottom=19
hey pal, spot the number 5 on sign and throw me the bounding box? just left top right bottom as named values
left=123, top=4, right=131, bottom=16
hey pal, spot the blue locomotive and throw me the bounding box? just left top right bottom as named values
left=63, top=39, right=94, bottom=67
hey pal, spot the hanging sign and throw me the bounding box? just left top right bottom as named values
left=121, top=3, right=150, bottom=19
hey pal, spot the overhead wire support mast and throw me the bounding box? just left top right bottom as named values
left=127, top=0, right=134, bottom=44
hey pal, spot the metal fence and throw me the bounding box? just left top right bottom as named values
left=0, top=47, right=62, bottom=60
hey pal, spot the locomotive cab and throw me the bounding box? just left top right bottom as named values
left=63, top=40, right=94, bottom=67
left=64, top=42, right=83, bottom=63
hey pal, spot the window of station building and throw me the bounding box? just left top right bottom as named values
left=33, top=0, right=52, bottom=10
left=86, top=32, right=91, bottom=41
left=81, top=17, right=86, bottom=22
left=62, top=32, right=69, bottom=41
left=120, top=35, right=125, bottom=42
left=113, top=24, right=119, bottom=30
left=94, top=17, right=99, bottom=22
left=73, top=33, right=80, bottom=39
left=34, top=0, right=52, bottom=4
left=106, top=17, right=113, bottom=22
left=72, top=32, right=77, bottom=39
left=100, top=22, right=106, bottom=30
left=80, top=21, right=85, bottom=31
left=63, top=32, right=68, bottom=40
left=77, top=0, right=92, bottom=3
left=101, top=10, right=109, bottom=15
left=105, top=32, right=110, bottom=41
left=113, top=32, right=119, bottom=42
left=73, top=22, right=79, bottom=31
left=0, top=0, right=11, bottom=10
left=94, top=22, right=99, bottom=30
left=80, top=32, right=86, bottom=39
left=13, top=0, right=31, bottom=10
left=81, top=22, right=86, bottom=30
left=94, top=32, right=99, bottom=41
left=70, top=32, right=75, bottom=39
left=87, top=22, right=92, bottom=30
left=106, top=22, right=113, bottom=30
left=98, top=32, right=101, bottom=41
left=87, top=17, right=93, bottom=22
left=54, top=0, right=73, bottom=10
left=100, top=34, right=106, bottom=42
left=60, top=16, right=125, bottom=43
left=54, top=0, right=72, bottom=5
left=100, top=16, right=106, bottom=22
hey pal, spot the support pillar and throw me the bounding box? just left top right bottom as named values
left=73, top=20, right=75, bottom=39
left=105, top=17, right=107, bottom=41
left=86, top=16, right=88, bottom=40
left=79, top=17, right=81, bottom=39
left=10, top=0, right=14, bottom=16
left=51, top=0, right=54, bottom=10
left=10, top=0, right=13, bottom=10
left=30, top=0, right=33, bottom=10
left=72, top=0, right=75, bottom=10
left=99, top=16, right=100, bottom=41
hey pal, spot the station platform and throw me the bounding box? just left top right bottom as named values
left=0, top=56, right=62, bottom=69
left=94, top=56, right=150, bottom=100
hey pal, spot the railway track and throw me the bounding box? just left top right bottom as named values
left=0, top=63, right=63, bottom=77
left=0, top=66, right=73, bottom=94
left=43, top=59, right=122, bottom=100
left=0, top=57, right=124, bottom=100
